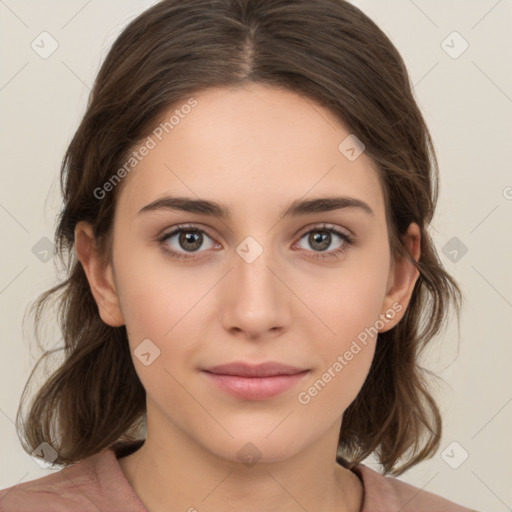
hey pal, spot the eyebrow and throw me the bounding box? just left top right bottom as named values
left=137, top=195, right=374, bottom=218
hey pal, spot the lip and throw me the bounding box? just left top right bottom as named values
left=201, top=361, right=310, bottom=400
left=203, top=361, right=309, bottom=377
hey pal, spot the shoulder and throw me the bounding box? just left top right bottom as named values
left=0, top=446, right=145, bottom=512
left=353, top=463, right=479, bottom=512
left=0, top=456, right=99, bottom=511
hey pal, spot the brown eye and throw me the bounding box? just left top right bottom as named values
left=158, top=224, right=218, bottom=260
left=177, top=230, right=204, bottom=252
left=295, top=224, right=354, bottom=260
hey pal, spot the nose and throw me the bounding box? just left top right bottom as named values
left=219, top=245, right=291, bottom=340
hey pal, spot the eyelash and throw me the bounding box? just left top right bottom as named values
left=157, top=223, right=354, bottom=262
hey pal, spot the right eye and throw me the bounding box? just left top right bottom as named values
left=158, top=224, right=220, bottom=261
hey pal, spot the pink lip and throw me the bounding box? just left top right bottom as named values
left=201, top=361, right=310, bottom=400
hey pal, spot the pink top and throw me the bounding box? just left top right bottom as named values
left=0, top=441, right=477, bottom=511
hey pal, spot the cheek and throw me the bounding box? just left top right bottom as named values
left=308, top=245, right=390, bottom=346
left=112, top=242, right=210, bottom=402
left=112, top=236, right=199, bottom=342
left=298, top=244, right=390, bottom=407
left=296, top=291, right=381, bottom=419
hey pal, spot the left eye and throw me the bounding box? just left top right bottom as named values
left=294, top=225, right=354, bottom=259
left=297, top=228, right=344, bottom=251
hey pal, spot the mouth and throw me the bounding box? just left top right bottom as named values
left=201, top=361, right=310, bottom=400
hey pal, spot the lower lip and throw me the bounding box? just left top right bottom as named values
left=201, top=370, right=310, bottom=400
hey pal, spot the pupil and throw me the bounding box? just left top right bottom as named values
left=180, top=231, right=202, bottom=251
left=311, top=231, right=329, bottom=251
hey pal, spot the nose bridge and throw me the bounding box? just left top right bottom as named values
left=220, top=234, right=289, bottom=336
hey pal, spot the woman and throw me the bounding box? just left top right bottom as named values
left=0, top=0, right=477, bottom=510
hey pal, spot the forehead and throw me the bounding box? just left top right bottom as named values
left=116, top=84, right=385, bottom=221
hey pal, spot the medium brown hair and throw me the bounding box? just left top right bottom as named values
left=17, top=0, right=462, bottom=476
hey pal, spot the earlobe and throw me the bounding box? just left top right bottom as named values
left=378, top=222, right=421, bottom=333
left=74, top=221, right=125, bottom=327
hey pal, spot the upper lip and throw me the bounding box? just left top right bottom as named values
left=203, top=361, right=309, bottom=377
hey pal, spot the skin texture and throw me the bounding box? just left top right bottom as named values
left=75, top=83, right=421, bottom=512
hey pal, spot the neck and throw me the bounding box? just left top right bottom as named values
left=118, top=414, right=363, bottom=512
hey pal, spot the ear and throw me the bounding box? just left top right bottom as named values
left=378, top=222, right=421, bottom=333
left=74, top=221, right=125, bottom=327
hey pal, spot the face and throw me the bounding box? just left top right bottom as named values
left=77, top=83, right=418, bottom=464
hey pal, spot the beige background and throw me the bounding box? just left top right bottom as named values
left=1, top=0, right=511, bottom=510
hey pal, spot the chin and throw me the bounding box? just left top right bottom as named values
left=198, top=429, right=310, bottom=467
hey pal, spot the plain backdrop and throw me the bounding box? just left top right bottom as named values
left=1, top=1, right=511, bottom=510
